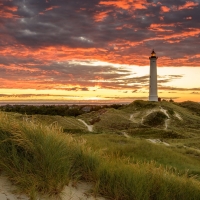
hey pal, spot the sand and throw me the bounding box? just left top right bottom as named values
left=78, top=119, right=93, bottom=132
left=0, top=174, right=28, bottom=200
left=61, top=182, right=106, bottom=200
left=0, top=174, right=106, bottom=200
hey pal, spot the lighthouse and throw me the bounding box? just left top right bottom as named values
left=149, top=50, right=158, bottom=101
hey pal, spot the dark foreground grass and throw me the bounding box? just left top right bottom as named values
left=0, top=113, right=76, bottom=197
left=0, top=112, right=200, bottom=199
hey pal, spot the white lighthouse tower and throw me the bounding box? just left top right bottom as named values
left=149, top=50, right=158, bottom=101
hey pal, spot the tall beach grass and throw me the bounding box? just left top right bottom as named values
left=0, top=112, right=76, bottom=197
left=0, top=112, right=200, bottom=199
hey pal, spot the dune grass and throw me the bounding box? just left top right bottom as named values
left=95, top=160, right=200, bottom=200
left=90, top=108, right=136, bottom=133
left=0, top=112, right=76, bottom=197
left=78, top=100, right=200, bottom=138
left=0, top=112, right=200, bottom=199
left=81, top=134, right=200, bottom=177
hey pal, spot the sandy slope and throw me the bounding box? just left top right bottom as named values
left=0, top=175, right=28, bottom=200
left=61, top=182, right=106, bottom=200
left=0, top=174, right=106, bottom=200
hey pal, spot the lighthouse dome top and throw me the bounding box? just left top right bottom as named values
left=149, top=49, right=158, bottom=59
left=151, top=49, right=156, bottom=56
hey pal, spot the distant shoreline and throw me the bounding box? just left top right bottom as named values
left=0, top=100, right=198, bottom=106
left=0, top=101, right=131, bottom=106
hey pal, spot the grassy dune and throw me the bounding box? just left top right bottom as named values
left=10, top=112, right=88, bottom=133
left=80, top=100, right=200, bottom=138
left=81, top=134, right=200, bottom=177
left=1, top=107, right=200, bottom=199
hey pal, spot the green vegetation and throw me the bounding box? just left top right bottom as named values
left=81, top=134, right=200, bottom=176
left=178, top=101, right=200, bottom=116
left=143, top=111, right=168, bottom=127
left=93, top=109, right=135, bottom=133
left=127, top=128, right=184, bottom=139
left=0, top=113, right=75, bottom=198
left=129, top=100, right=157, bottom=109
left=0, top=104, right=124, bottom=117
left=0, top=100, right=200, bottom=199
left=1, top=104, right=84, bottom=116
left=30, top=114, right=88, bottom=133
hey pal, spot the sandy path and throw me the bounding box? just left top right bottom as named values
left=160, top=107, right=170, bottom=118
left=164, top=119, right=170, bottom=130
left=159, top=107, right=170, bottom=130
left=129, top=114, right=134, bottom=121
left=147, top=139, right=170, bottom=146
left=174, top=111, right=183, bottom=120
left=78, top=119, right=93, bottom=132
left=122, top=132, right=130, bottom=138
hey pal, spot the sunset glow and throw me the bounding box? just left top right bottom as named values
left=0, top=0, right=200, bottom=103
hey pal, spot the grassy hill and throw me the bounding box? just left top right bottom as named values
left=178, top=101, right=200, bottom=116
left=6, top=112, right=89, bottom=133
left=78, top=100, right=200, bottom=138
left=0, top=100, right=200, bottom=199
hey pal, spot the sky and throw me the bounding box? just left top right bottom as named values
left=0, top=0, right=200, bottom=103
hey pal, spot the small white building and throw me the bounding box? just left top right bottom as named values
left=149, top=50, right=158, bottom=101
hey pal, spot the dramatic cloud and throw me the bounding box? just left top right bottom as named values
left=0, top=0, right=200, bottom=101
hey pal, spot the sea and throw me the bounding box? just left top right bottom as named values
left=0, top=100, right=131, bottom=106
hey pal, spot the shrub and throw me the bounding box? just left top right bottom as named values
left=143, top=111, right=168, bottom=127
left=167, top=107, right=174, bottom=115
left=131, top=100, right=157, bottom=109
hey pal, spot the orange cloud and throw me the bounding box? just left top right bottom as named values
left=1, top=39, right=200, bottom=69
left=0, top=64, right=40, bottom=73
left=178, top=1, right=199, bottom=10
left=99, top=0, right=131, bottom=9
left=39, top=6, right=60, bottom=15
left=160, top=6, right=170, bottom=13
left=166, top=28, right=200, bottom=39
left=0, top=5, right=18, bottom=18
left=94, top=11, right=110, bottom=22
left=99, top=0, right=148, bottom=10
left=149, top=24, right=200, bottom=41
left=45, top=6, right=60, bottom=11
left=149, top=23, right=174, bottom=32
left=159, top=16, right=164, bottom=21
